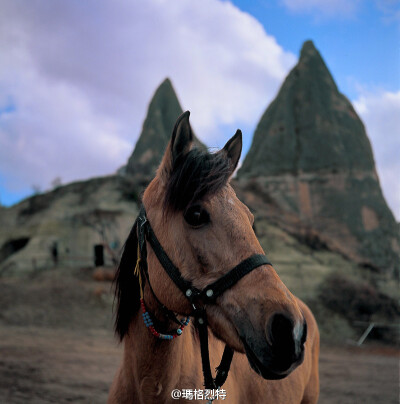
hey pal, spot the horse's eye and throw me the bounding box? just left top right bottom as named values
left=184, top=205, right=210, bottom=228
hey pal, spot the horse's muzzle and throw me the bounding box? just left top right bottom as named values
left=240, top=314, right=307, bottom=380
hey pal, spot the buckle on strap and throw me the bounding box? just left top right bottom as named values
left=199, top=254, right=271, bottom=303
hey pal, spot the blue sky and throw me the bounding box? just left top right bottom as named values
left=0, top=0, right=399, bottom=218
left=232, top=0, right=399, bottom=98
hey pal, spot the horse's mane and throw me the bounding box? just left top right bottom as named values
left=164, top=146, right=231, bottom=212
left=114, top=218, right=141, bottom=340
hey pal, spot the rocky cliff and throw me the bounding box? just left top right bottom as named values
left=0, top=176, right=140, bottom=273
left=238, top=41, right=399, bottom=273
left=125, top=78, right=205, bottom=177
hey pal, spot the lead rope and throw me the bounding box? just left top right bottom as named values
left=194, top=307, right=234, bottom=401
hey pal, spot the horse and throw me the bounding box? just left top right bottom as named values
left=108, top=111, right=319, bottom=403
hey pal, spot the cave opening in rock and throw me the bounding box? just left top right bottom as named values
left=0, top=237, right=30, bottom=263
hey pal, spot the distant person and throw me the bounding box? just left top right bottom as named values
left=50, top=242, right=58, bottom=267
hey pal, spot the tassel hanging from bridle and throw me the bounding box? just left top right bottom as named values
left=134, top=243, right=144, bottom=299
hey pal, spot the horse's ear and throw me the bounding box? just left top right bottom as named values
left=159, top=111, right=193, bottom=179
left=171, top=110, right=193, bottom=160
left=221, top=129, right=242, bottom=175
left=114, top=220, right=141, bottom=341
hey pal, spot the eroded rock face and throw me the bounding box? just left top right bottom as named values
left=0, top=176, right=140, bottom=273
left=125, top=78, right=205, bottom=178
left=238, top=41, right=399, bottom=273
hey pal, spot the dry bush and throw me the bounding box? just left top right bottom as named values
left=92, top=268, right=115, bottom=282
left=318, top=273, right=400, bottom=342
left=319, top=273, right=399, bottom=322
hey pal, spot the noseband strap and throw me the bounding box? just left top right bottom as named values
left=136, top=205, right=272, bottom=390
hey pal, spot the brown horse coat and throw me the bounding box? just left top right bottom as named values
left=109, top=112, right=319, bottom=403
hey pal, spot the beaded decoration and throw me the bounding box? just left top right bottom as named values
left=135, top=242, right=190, bottom=340
left=140, top=298, right=190, bottom=340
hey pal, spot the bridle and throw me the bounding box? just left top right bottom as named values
left=135, top=205, right=272, bottom=392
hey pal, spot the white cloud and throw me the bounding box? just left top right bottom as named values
left=281, top=0, right=362, bottom=18
left=0, top=0, right=295, bottom=199
left=353, top=90, right=400, bottom=220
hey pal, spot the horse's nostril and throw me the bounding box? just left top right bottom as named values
left=268, top=314, right=306, bottom=356
left=301, top=320, right=307, bottom=345
left=265, top=314, right=306, bottom=373
left=268, top=313, right=294, bottom=347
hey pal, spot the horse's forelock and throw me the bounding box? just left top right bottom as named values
left=163, top=147, right=231, bottom=213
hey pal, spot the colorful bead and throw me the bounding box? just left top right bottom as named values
left=139, top=298, right=190, bottom=340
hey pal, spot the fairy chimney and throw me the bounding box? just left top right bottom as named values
left=125, top=78, right=205, bottom=178
left=238, top=41, right=399, bottom=273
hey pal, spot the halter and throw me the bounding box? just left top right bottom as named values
left=135, top=205, right=271, bottom=391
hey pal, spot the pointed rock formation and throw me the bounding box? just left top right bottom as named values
left=238, top=41, right=399, bottom=273
left=125, top=78, right=205, bottom=177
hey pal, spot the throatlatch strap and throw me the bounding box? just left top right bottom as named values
left=141, top=258, right=188, bottom=327
left=137, top=208, right=190, bottom=327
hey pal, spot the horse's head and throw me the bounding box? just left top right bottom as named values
left=116, top=111, right=306, bottom=380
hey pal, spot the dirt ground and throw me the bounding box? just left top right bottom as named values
left=0, top=268, right=398, bottom=403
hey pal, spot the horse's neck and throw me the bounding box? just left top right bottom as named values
left=122, top=304, right=200, bottom=402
